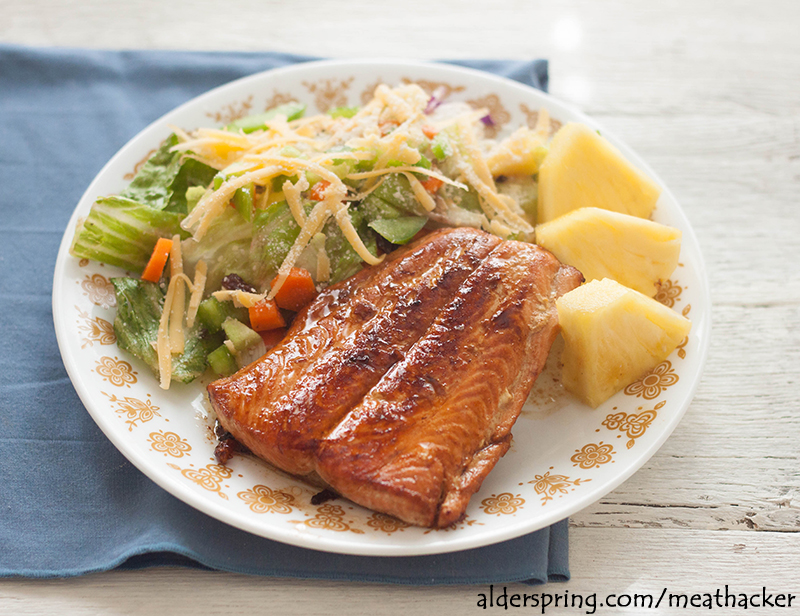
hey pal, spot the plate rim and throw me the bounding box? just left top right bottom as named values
left=52, top=58, right=711, bottom=556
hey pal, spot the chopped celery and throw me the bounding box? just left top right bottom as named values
left=225, top=102, right=306, bottom=133
left=111, top=277, right=212, bottom=384
left=415, top=154, right=432, bottom=170
left=233, top=183, right=254, bottom=222
left=305, top=171, right=322, bottom=187
left=197, top=296, right=249, bottom=333
left=208, top=344, right=238, bottom=377
left=431, top=133, right=453, bottom=161
left=368, top=217, right=427, bottom=245
left=185, top=186, right=206, bottom=212
left=271, top=174, right=299, bottom=192
left=70, top=196, right=187, bottom=273
left=222, top=318, right=262, bottom=353
left=328, top=106, right=359, bottom=119
left=121, top=134, right=217, bottom=214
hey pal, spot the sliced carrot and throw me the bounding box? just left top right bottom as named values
left=420, top=176, right=444, bottom=194
left=270, top=267, right=318, bottom=312
left=421, top=124, right=438, bottom=139
left=141, top=237, right=173, bottom=282
left=248, top=298, right=286, bottom=332
left=259, top=327, right=287, bottom=349
left=309, top=180, right=331, bottom=202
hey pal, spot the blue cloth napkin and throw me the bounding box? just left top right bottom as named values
left=0, top=45, right=567, bottom=584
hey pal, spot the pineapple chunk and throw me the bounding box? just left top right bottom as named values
left=536, top=207, right=681, bottom=297
left=557, top=278, right=691, bottom=408
left=486, top=126, right=548, bottom=176
left=538, top=122, right=661, bottom=223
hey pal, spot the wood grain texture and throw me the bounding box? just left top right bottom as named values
left=2, top=0, right=799, bottom=613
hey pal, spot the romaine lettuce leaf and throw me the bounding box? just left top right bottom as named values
left=111, top=277, right=218, bottom=384
left=121, top=134, right=217, bottom=213
left=70, top=196, right=187, bottom=273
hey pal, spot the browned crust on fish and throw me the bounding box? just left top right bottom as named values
left=208, top=227, right=501, bottom=476
left=207, top=229, right=582, bottom=527
left=314, top=241, right=583, bottom=527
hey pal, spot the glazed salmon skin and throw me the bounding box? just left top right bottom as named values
left=315, top=241, right=583, bottom=527
left=207, top=228, right=501, bottom=476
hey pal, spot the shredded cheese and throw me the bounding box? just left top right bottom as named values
left=283, top=175, right=310, bottom=227
left=186, top=260, right=206, bottom=327
left=212, top=289, right=267, bottom=308
left=346, top=166, right=467, bottom=190
left=401, top=172, right=436, bottom=212
left=168, top=235, right=185, bottom=355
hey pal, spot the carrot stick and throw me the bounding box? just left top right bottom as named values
left=309, top=180, right=331, bottom=202
left=141, top=237, right=173, bottom=282
left=420, top=176, right=444, bottom=194
left=270, top=267, right=317, bottom=312
left=248, top=299, right=286, bottom=331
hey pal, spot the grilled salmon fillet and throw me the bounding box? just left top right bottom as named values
left=207, top=228, right=582, bottom=527
left=208, top=228, right=501, bottom=475
left=316, top=240, right=583, bottom=526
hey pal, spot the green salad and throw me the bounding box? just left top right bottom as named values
left=71, top=83, right=552, bottom=388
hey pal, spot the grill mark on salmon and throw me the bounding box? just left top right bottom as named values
left=208, top=228, right=501, bottom=475
left=315, top=241, right=583, bottom=527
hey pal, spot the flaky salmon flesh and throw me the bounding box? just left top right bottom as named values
left=207, top=228, right=582, bottom=528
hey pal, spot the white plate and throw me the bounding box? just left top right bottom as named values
left=53, top=59, right=710, bottom=556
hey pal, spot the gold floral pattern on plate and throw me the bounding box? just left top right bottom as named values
left=529, top=469, right=591, bottom=506
left=401, top=78, right=466, bottom=99
left=571, top=442, right=616, bottom=469
left=238, top=484, right=297, bottom=515
left=264, top=90, right=299, bottom=111
left=654, top=279, right=683, bottom=308
left=360, top=78, right=384, bottom=105
left=103, top=392, right=160, bottom=430
left=169, top=463, right=233, bottom=499
left=75, top=306, right=115, bottom=349
left=79, top=273, right=116, bottom=309
left=123, top=149, right=157, bottom=181
left=480, top=492, right=526, bottom=516
left=289, top=503, right=364, bottom=534
left=206, top=95, right=254, bottom=124
left=519, top=104, right=562, bottom=136
left=423, top=516, right=483, bottom=534
left=602, top=401, right=665, bottom=449
left=366, top=512, right=411, bottom=534
left=302, top=78, right=354, bottom=112
left=467, top=93, right=510, bottom=138
left=625, top=360, right=679, bottom=399
left=148, top=430, right=192, bottom=458
left=95, top=356, right=137, bottom=387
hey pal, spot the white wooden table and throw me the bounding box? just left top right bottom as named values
left=2, top=1, right=799, bottom=613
